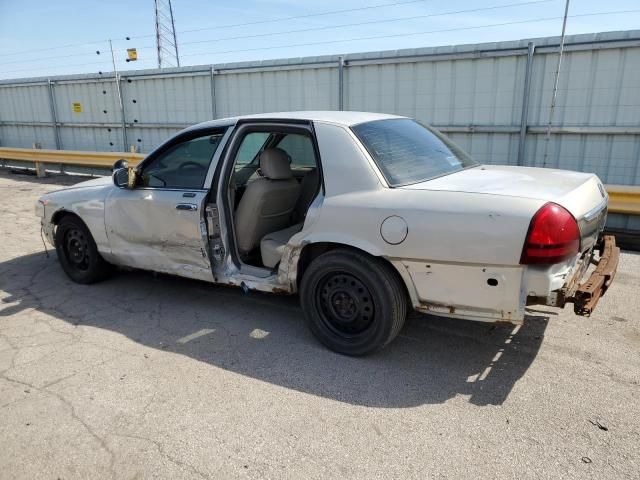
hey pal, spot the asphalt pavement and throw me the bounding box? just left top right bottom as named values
left=0, top=169, right=638, bottom=479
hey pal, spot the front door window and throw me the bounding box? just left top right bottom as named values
left=140, top=133, right=225, bottom=189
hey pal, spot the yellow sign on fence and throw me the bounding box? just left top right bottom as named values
left=127, top=48, right=138, bottom=61
left=72, top=102, right=82, bottom=113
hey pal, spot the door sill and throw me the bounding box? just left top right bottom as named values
left=239, top=263, right=275, bottom=278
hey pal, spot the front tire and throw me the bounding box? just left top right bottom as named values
left=299, top=249, right=407, bottom=356
left=54, top=215, right=112, bottom=284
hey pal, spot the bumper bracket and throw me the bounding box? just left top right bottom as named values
left=570, top=235, right=619, bottom=316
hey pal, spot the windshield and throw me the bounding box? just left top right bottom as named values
left=352, top=118, right=477, bottom=187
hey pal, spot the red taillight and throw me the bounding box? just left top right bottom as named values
left=520, top=202, right=580, bottom=265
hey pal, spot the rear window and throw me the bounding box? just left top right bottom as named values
left=352, top=118, right=477, bottom=187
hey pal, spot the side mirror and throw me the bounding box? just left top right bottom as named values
left=112, top=159, right=138, bottom=189
left=113, top=159, right=128, bottom=171
left=113, top=168, right=129, bottom=188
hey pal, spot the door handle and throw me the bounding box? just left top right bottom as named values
left=175, top=203, right=198, bottom=211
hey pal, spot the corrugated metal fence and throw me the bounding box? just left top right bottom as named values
left=1, top=30, right=639, bottom=229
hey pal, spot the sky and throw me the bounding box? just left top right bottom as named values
left=0, top=0, right=639, bottom=80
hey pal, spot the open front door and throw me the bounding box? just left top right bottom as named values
left=105, top=128, right=228, bottom=282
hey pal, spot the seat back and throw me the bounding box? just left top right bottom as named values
left=234, top=148, right=301, bottom=254
left=293, top=168, right=320, bottom=223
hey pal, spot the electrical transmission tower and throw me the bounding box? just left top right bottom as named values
left=154, top=0, right=180, bottom=68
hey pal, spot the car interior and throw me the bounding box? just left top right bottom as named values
left=228, top=130, right=321, bottom=270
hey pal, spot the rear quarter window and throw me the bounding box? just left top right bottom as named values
left=352, top=118, right=477, bottom=186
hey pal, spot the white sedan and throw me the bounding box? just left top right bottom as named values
left=35, top=111, right=619, bottom=355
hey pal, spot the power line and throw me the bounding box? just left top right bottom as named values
left=0, top=61, right=107, bottom=76
left=138, top=0, right=437, bottom=38
left=0, top=47, right=112, bottom=67
left=176, top=0, right=554, bottom=48
left=0, top=0, right=436, bottom=58
left=0, top=0, right=553, bottom=67
left=0, top=39, right=113, bottom=59
left=178, top=9, right=640, bottom=59
left=0, top=59, right=156, bottom=76
left=1, top=7, right=637, bottom=76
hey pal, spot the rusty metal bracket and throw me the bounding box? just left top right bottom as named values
left=570, top=235, right=620, bottom=316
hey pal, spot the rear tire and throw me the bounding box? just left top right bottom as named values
left=299, top=249, right=407, bottom=356
left=54, top=215, right=113, bottom=284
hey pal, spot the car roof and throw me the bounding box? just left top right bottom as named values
left=189, top=111, right=406, bottom=131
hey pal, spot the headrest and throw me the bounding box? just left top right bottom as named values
left=259, top=148, right=292, bottom=180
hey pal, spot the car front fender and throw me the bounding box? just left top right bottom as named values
left=38, top=184, right=113, bottom=254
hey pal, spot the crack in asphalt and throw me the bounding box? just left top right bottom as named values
left=113, top=433, right=212, bottom=480
left=0, top=245, right=212, bottom=478
left=0, top=374, right=117, bottom=479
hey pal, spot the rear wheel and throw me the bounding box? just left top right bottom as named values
left=54, top=215, right=112, bottom=284
left=299, top=249, right=407, bottom=356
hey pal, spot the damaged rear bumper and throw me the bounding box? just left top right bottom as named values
left=569, top=235, right=619, bottom=316
left=526, top=235, right=619, bottom=317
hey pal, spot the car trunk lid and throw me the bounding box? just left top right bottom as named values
left=402, top=165, right=608, bottom=253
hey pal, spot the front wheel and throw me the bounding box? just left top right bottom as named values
left=299, top=249, right=407, bottom=356
left=54, top=215, right=113, bottom=284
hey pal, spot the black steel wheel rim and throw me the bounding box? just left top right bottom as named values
left=315, top=272, right=375, bottom=337
left=63, top=227, right=90, bottom=271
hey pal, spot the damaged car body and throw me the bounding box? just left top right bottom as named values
left=36, top=111, right=619, bottom=355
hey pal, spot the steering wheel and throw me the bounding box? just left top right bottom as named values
left=179, top=161, right=205, bottom=170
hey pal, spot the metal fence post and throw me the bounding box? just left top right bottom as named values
left=109, top=40, right=128, bottom=151
left=119, top=76, right=128, bottom=151
left=517, top=42, right=535, bottom=166
left=338, top=56, right=345, bottom=111
left=210, top=66, right=217, bottom=119
left=47, top=79, right=62, bottom=150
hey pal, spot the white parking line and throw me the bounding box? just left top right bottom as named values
left=177, top=328, right=215, bottom=344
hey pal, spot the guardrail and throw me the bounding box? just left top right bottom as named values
left=1, top=146, right=639, bottom=215
left=606, top=185, right=640, bottom=215
left=0, top=147, right=144, bottom=169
